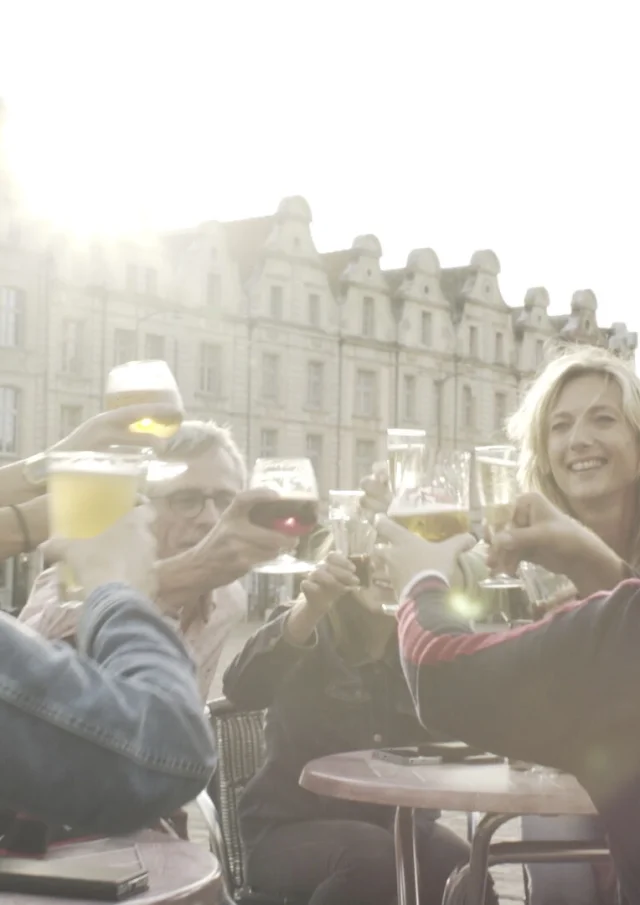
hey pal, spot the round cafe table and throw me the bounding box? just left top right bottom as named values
left=300, top=750, right=601, bottom=905
left=0, top=830, right=224, bottom=905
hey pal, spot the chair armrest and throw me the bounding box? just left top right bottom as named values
left=195, top=790, right=233, bottom=894
left=206, top=696, right=238, bottom=718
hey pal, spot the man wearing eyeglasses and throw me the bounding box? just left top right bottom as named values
left=20, top=420, right=293, bottom=699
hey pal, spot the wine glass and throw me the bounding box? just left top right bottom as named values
left=105, top=360, right=184, bottom=439
left=386, top=428, right=426, bottom=495
left=382, top=450, right=471, bottom=614
left=475, top=445, right=523, bottom=590
left=249, top=458, right=319, bottom=575
left=328, top=490, right=377, bottom=586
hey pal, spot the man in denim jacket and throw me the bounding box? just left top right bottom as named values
left=0, top=508, right=216, bottom=835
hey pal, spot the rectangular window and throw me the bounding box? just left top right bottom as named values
left=494, top=391, right=507, bottom=433
left=206, top=272, right=221, bottom=308
left=306, top=434, right=324, bottom=489
left=535, top=338, right=545, bottom=368
left=0, top=287, right=24, bottom=347
left=468, top=325, right=478, bottom=358
left=463, top=385, right=475, bottom=429
left=61, top=320, right=85, bottom=374
left=420, top=311, right=432, bottom=346
left=403, top=374, right=417, bottom=420
left=354, top=438, right=376, bottom=483
left=262, top=353, right=280, bottom=401
left=495, top=331, right=504, bottom=363
left=144, top=333, right=165, bottom=360
left=260, top=428, right=278, bottom=458
left=362, top=296, right=375, bottom=338
left=59, top=404, right=83, bottom=439
left=355, top=369, right=376, bottom=417
left=126, top=264, right=138, bottom=292
left=308, top=293, right=320, bottom=327
left=306, top=361, right=324, bottom=409
left=0, top=387, right=19, bottom=454
left=145, top=268, right=158, bottom=296
left=270, top=285, right=283, bottom=320
left=199, top=343, right=222, bottom=395
left=113, top=328, right=136, bottom=366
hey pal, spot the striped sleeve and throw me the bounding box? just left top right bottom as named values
left=397, top=575, right=640, bottom=768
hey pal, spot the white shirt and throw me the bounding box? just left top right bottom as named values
left=19, top=567, right=246, bottom=699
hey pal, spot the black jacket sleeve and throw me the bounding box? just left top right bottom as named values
left=222, top=604, right=317, bottom=710
left=398, top=574, right=640, bottom=774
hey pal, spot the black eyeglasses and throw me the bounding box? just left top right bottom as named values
left=161, top=490, right=236, bottom=519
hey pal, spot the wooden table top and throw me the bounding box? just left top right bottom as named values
left=300, top=750, right=597, bottom=816
left=1, top=829, right=223, bottom=905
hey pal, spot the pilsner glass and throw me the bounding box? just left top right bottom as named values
left=249, top=458, right=319, bottom=575
left=387, top=449, right=471, bottom=541
left=386, top=428, right=426, bottom=496
left=328, top=490, right=377, bottom=586
left=475, top=445, right=523, bottom=590
left=47, top=449, right=148, bottom=602
left=105, top=360, right=184, bottom=439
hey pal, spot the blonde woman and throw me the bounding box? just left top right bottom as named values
left=504, top=345, right=640, bottom=905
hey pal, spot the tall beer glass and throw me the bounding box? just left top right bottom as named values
left=105, top=360, right=184, bottom=439
left=328, top=490, right=376, bottom=586
left=386, top=428, right=426, bottom=496
left=47, top=449, right=148, bottom=600
left=387, top=450, right=471, bottom=541
left=475, top=445, right=523, bottom=589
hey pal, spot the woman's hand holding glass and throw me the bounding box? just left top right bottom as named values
left=299, top=553, right=361, bottom=614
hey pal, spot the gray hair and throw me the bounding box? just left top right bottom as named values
left=162, top=420, right=246, bottom=484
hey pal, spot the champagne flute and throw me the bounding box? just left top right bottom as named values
left=105, top=360, right=184, bottom=439
left=328, top=490, right=377, bottom=586
left=249, top=458, right=319, bottom=575
left=475, top=446, right=523, bottom=590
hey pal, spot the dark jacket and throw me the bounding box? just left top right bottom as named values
left=222, top=601, right=440, bottom=854
left=398, top=574, right=640, bottom=905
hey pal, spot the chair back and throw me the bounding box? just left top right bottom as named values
left=208, top=697, right=267, bottom=896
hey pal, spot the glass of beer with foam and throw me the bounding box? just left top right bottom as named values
left=328, top=490, right=377, bottom=586
left=249, top=458, right=319, bottom=574
left=387, top=449, right=471, bottom=541
left=105, top=359, right=184, bottom=439
left=47, top=449, right=148, bottom=603
left=386, top=428, right=426, bottom=496
left=475, top=445, right=524, bottom=589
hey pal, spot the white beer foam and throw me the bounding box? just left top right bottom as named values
left=48, top=458, right=142, bottom=477
left=388, top=501, right=466, bottom=517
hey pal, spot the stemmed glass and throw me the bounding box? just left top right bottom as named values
left=249, top=458, right=319, bottom=575
left=105, top=360, right=184, bottom=439
left=475, top=446, right=524, bottom=590
left=382, top=450, right=471, bottom=614
left=328, top=490, right=377, bottom=586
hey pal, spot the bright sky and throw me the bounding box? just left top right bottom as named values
left=1, top=0, right=638, bottom=328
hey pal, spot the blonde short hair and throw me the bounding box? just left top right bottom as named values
left=507, top=345, right=640, bottom=512
left=162, top=420, right=247, bottom=484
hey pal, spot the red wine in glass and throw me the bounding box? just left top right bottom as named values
left=250, top=499, right=318, bottom=537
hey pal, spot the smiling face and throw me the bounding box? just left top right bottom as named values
left=151, top=445, right=244, bottom=560
left=546, top=372, right=640, bottom=508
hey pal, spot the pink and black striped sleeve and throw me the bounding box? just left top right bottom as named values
left=397, top=575, right=640, bottom=768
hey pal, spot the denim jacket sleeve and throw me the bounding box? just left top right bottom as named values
left=0, top=582, right=216, bottom=835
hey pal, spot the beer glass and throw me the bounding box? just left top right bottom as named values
left=47, top=449, right=148, bottom=602
left=519, top=562, right=576, bottom=620
left=387, top=449, right=471, bottom=541
left=249, top=458, right=319, bottom=574
left=475, top=445, right=523, bottom=589
left=328, top=490, right=377, bottom=586
left=386, top=428, right=426, bottom=495
left=105, top=359, right=184, bottom=439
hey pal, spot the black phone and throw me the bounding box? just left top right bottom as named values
left=0, top=846, right=149, bottom=901
left=372, top=743, right=503, bottom=767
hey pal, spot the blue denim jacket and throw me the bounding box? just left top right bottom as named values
left=0, top=582, right=216, bottom=834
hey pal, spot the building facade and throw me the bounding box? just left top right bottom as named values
left=1, top=193, right=637, bottom=504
